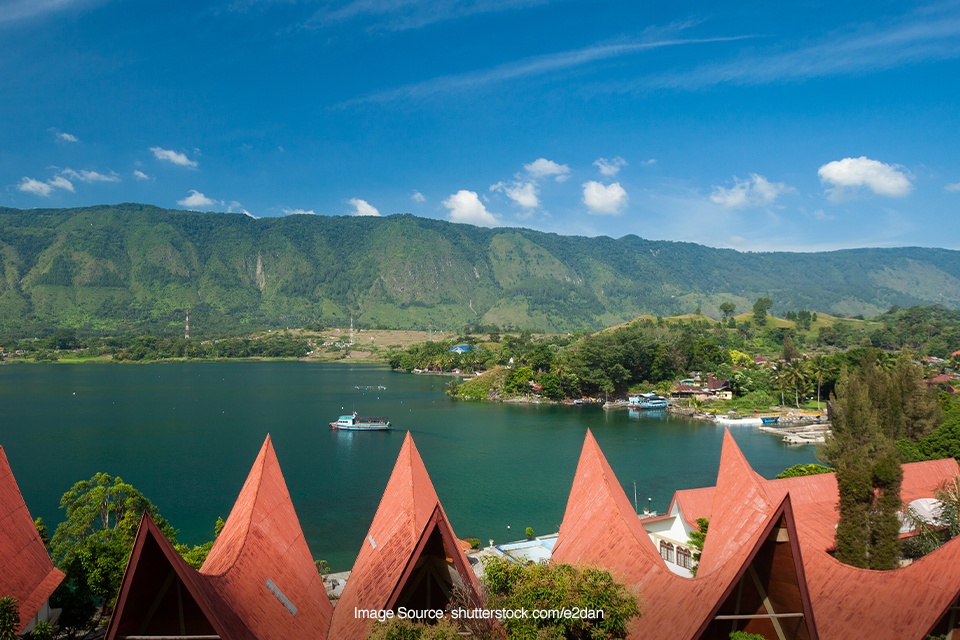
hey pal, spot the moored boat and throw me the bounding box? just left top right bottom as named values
left=330, top=411, right=391, bottom=431
left=628, top=392, right=670, bottom=409
left=760, top=416, right=780, bottom=424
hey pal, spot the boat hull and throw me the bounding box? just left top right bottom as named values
left=330, top=423, right=391, bottom=431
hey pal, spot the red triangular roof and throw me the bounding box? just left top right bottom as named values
left=107, top=435, right=331, bottom=640
left=106, top=512, right=251, bottom=640
left=696, top=430, right=774, bottom=577
left=0, top=445, right=64, bottom=634
left=329, top=432, right=480, bottom=640
left=552, top=429, right=818, bottom=639
left=201, top=435, right=332, bottom=640
left=660, top=440, right=960, bottom=638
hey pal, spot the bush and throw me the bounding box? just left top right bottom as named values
left=465, top=538, right=481, bottom=549
left=775, top=464, right=834, bottom=479
left=365, top=617, right=461, bottom=640
left=482, top=557, right=642, bottom=639
left=0, top=597, right=19, bottom=640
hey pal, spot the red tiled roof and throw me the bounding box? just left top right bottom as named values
left=201, top=435, right=333, bottom=640
left=106, top=513, right=253, bottom=640
left=663, top=440, right=960, bottom=638
left=925, top=374, right=953, bottom=384
left=0, top=445, right=64, bottom=634
left=107, top=435, right=331, bottom=640
left=329, top=432, right=480, bottom=640
left=551, top=429, right=817, bottom=639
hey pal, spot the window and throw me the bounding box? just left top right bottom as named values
left=676, top=546, right=693, bottom=569
left=660, top=540, right=674, bottom=563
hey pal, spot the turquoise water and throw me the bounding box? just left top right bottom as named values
left=0, top=362, right=817, bottom=571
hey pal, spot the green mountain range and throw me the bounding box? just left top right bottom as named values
left=2, top=203, right=960, bottom=337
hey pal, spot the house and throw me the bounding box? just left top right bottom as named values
left=550, top=429, right=960, bottom=639
left=0, top=446, right=64, bottom=635
left=106, top=435, right=333, bottom=640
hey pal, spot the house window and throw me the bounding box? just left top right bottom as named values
left=660, top=540, right=674, bottom=563
left=676, top=546, right=693, bottom=569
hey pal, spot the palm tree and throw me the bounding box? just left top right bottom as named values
left=773, top=366, right=788, bottom=407
left=807, top=355, right=834, bottom=410
left=785, top=360, right=808, bottom=408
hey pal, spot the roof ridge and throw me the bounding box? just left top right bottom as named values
left=200, top=434, right=270, bottom=577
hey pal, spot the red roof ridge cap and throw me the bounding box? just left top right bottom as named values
left=200, top=434, right=272, bottom=577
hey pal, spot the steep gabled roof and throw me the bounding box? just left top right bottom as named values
left=553, top=429, right=817, bottom=640
left=329, top=432, right=479, bottom=640
left=107, top=435, right=331, bottom=640
left=0, top=445, right=64, bottom=634
left=696, top=430, right=774, bottom=577
left=106, top=512, right=252, bottom=640
left=200, top=435, right=333, bottom=640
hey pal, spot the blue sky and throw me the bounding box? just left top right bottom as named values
left=2, top=0, right=959, bottom=251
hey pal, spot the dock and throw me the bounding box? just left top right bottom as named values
left=759, top=422, right=832, bottom=444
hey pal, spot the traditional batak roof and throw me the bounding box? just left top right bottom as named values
left=655, top=435, right=960, bottom=639
left=107, top=435, right=331, bottom=640
left=551, top=429, right=816, bottom=640
left=328, top=432, right=480, bottom=640
left=0, top=445, right=64, bottom=634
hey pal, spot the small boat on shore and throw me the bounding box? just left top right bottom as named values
left=330, top=412, right=391, bottom=431
left=760, top=416, right=780, bottom=425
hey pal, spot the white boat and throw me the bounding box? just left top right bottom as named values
left=330, top=412, right=391, bottom=431
left=628, top=393, right=669, bottom=409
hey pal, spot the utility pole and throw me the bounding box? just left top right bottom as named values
left=185, top=309, right=190, bottom=339
left=633, top=481, right=638, bottom=515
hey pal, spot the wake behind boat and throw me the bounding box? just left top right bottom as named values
left=330, top=411, right=391, bottom=431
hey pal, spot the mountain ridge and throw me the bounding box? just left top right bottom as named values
left=1, top=203, right=959, bottom=336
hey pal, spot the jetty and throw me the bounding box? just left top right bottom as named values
left=760, top=422, right=832, bottom=444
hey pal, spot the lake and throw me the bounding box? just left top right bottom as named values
left=0, top=362, right=818, bottom=571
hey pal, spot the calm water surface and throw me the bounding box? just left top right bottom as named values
left=0, top=362, right=817, bottom=570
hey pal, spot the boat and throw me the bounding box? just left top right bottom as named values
left=715, top=415, right=764, bottom=427
left=628, top=393, right=669, bottom=409
left=760, top=416, right=780, bottom=425
left=330, top=412, right=391, bottom=431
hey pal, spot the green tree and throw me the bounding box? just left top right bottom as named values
left=0, top=597, right=19, bottom=640
left=752, top=297, right=773, bottom=326
left=781, top=334, right=801, bottom=362
left=52, top=473, right=177, bottom=612
left=820, top=367, right=902, bottom=569
left=719, top=302, right=736, bottom=319
left=784, top=359, right=808, bottom=408
left=481, top=557, right=641, bottom=640
left=34, top=517, right=51, bottom=552
left=687, top=517, right=709, bottom=577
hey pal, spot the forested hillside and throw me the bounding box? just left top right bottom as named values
left=2, top=204, right=960, bottom=338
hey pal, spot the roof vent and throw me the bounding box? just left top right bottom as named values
left=265, top=578, right=297, bottom=616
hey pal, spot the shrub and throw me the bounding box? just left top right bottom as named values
left=365, top=617, right=461, bottom=640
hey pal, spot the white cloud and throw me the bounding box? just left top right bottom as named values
left=48, top=128, right=78, bottom=143
left=594, top=156, right=628, bottom=176
left=282, top=208, right=316, bottom=215
left=47, top=176, right=75, bottom=192
left=490, top=180, right=540, bottom=209
left=17, top=178, right=54, bottom=197
left=524, top=158, right=570, bottom=182
left=61, top=168, right=120, bottom=183
left=133, top=170, right=152, bottom=181
left=710, top=174, right=794, bottom=209
left=442, top=190, right=500, bottom=227
left=348, top=198, right=381, bottom=216
left=226, top=201, right=250, bottom=215
left=811, top=209, right=835, bottom=220
left=411, top=190, right=426, bottom=203
left=150, top=147, right=198, bottom=168
left=818, top=156, right=912, bottom=201
left=945, top=182, right=960, bottom=192
left=177, top=190, right=219, bottom=208
left=17, top=174, right=75, bottom=196
left=641, top=158, right=657, bottom=166
left=582, top=181, right=628, bottom=215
